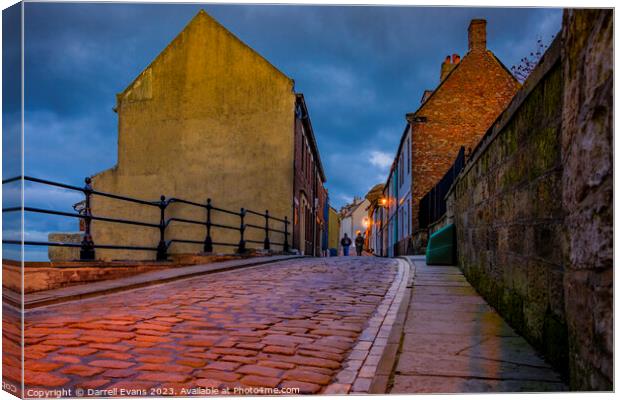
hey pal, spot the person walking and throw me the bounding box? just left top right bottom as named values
left=355, top=232, right=364, bottom=256
left=340, top=233, right=352, bottom=256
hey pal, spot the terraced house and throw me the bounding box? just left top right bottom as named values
left=293, top=94, right=327, bottom=256
left=377, top=19, right=520, bottom=256
left=90, top=10, right=326, bottom=260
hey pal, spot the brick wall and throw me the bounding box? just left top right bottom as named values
left=292, top=96, right=326, bottom=255
left=410, top=20, right=520, bottom=252
left=448, top=9, right=612, bottom=390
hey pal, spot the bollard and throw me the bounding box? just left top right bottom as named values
left=204, top=198, right=213, bottom=253
left=263, top=210, right=271, bottom=250
left=156, top=195, right=168, bottom=261
left=237, top=208, right=246, bottom=253
left=79, top=177, right=96, bottom=260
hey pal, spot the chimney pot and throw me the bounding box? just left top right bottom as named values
left=440, top=55, right=456, bottom=81
left=452, top=53, right=460, bottom=63
left=468, top=19, right=487, bottom=52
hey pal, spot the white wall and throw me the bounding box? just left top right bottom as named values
left=339, top=216, right=352, bottom=243
left=338, top=199, right=370, bottom=254
left=350, top=199, right=369, bottom=239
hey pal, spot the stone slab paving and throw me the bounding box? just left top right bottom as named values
left=389, top=256, right=568, bottom=393
left=18, top=257, right=399, bottom=397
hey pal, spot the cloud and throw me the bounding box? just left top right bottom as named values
left=20, top=3, right=563, bottom=214
left=336, top=193, right=353, bottom=205
left=24, top=184, right=84, bottom=210
left=23, top=110, right=117, bottom=181
left=3, top=229, right=51, bottom=242
left=369, top=150, right=393, bottom=170
left=2, top=114, right=22, bottom=179
left=3, top=183, right=83, bottom=210
left=324, top=149, right=390, bottom=209
left=297, top=63, right=376, bottom=108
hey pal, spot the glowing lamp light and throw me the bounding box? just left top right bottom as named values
left=362, top=217, right=370, bottom=228
left=379, top=197, right=387, bottom=207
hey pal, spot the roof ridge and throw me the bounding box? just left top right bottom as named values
left=117, top=10, right=293, bottom=102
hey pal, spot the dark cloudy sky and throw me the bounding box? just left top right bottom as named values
left=5, top=2, right=562, bottom=259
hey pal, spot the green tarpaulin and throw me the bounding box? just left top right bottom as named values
left=426, top=223, right=457, bottom=265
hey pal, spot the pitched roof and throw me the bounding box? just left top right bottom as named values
left=408, top=49, right=519, bottom=119
left=296, top=93, right=326, bottom=182
left=383, top=46, right=518, bottom=185
left=118, top=10, right=293, bottom=102
left=339, top=198, right=366, bottom=218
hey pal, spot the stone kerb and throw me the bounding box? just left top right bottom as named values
left=323, top=258, right=410, bottom=394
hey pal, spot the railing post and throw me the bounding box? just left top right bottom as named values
left=80, top=177, right=95, bottom=261
left=263, top=210, right=270, bottom=251
left=283, top=216, right=290, bottom=253
left=156, top=195, right=168, bottom=261
left=204, top=198, right=213, bottom=253
left=237, top=208, right=246, bottom=253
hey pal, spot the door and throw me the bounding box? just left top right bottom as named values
left=299, top=194, right=307, bottom=255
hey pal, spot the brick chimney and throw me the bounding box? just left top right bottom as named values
left=468, top=19, right=487, bottom=52
left=440, top=53, right=461, bottom=82
left=440, top=55, right=453, bottom=81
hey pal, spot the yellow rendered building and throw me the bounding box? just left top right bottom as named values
left=91, top=11, right=297, bottom=260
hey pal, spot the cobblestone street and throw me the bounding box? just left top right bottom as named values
left=20, top=257, right=398, bottom=395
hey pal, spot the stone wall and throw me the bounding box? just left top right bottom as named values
left=560, top=9, right=613, bottom=390
left=48, top=232, right=82, bottom=261
left=2, top=255, right=241, bottom=294
left=451, top=36, right=567, bottom=375
left=448, top=9, right=612, bottom=390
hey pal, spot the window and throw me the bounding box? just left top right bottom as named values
left=399, top=154, right=403, bottom=186
left=406, top=138, right=409, bottom=175
left=301, top=136, right=305, bottom=172
left=406, top=199, right=410, bottom=235
left=407, top=137, right=411, bottom=174
left=307, top=144, right=311, bottom=180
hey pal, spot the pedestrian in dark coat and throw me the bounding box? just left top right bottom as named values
left=355, top=232, right=364, bottom=256
left=341, top=233, right=352, bottom=256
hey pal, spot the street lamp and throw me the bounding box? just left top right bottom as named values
left=362, top=217, right=370, bottom=229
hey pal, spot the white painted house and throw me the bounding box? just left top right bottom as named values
left=338, top=197, right=369, bottom=254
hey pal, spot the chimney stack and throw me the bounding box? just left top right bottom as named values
left=440, top=55, right=453, bottom=81
left=440, top=54, right=460, bottom=82
left=468, top=19, right=487, bottom=52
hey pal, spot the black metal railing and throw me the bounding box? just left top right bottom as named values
left=418, top=146, right=465, bottom=229
left=2, top=176, right=290, bottom=261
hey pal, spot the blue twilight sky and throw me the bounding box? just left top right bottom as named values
left=5, top=2, right=562, bottom=259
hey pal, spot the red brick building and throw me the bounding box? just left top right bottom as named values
left=407, top=19, right=520, bottom=251
left=293, top=93, right=327, bottom=256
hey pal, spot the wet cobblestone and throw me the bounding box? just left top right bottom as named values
left=17, top=257, right=398, bottom=396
